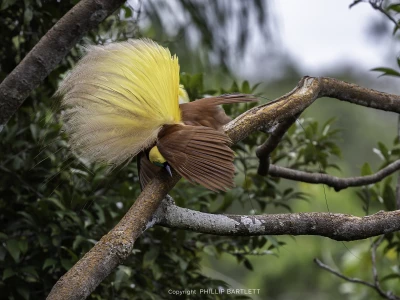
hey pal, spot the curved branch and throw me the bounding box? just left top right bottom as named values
left=225, top=76, right=400, bottom=144
left=0, top=0, right=126, bottom=130
left=154, top=201, right=400, bottom=241
left=267, top=160, right=400, bottom=191
left=256, top=115, right=299, bottom=176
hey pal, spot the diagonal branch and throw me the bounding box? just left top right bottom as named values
left=256, top=115, right=299, bottom=176
left=0, top=0, right=127, bottom=130
left=153, top=200, right=400, bottom=241
left=47, top=171, right=181, bottom=300
left=267, top=160, right=400, bottom=191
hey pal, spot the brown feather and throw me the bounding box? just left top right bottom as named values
left=137, top=151, right=161, bottom=189
left=137, top=93, right=256, bottom=191
left=157, top=124, right=235, bottom=192
left=179, top=93, right=257, bottom=131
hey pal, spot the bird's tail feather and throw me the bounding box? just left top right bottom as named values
left=57, top=39, right=181, bottom=167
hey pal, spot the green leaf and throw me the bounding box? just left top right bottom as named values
left=387, top=4, right=400, bottom=13
left=203, top=245, right=217, bottom=256
left=43, top=197, right=66, bottom=210
left=378, top=142, right=390, bottom=160
left=266, top=235, right=281, bottom=250
left=19, top=239, right=28, bottom=254
left=43, top=258, right=57, bottom=270
left=61, top=246, right=78, bottom=261
left=242, top=81, right=251, bottom=94
left=0, top=246, right=6, bottom=261
left=151, top=263, right=162, bottom=280
left=21, top=266, right=39, bottom=281
left=29, top=124, right=38, bottom=141
left=251, top=82, right=262, bottom=93
left=142, top=247, right=159, bottom=269
left=61, top=258, right=73, bottom=271
left=2, top=268, right=16, bottom=280
left=114, top=266, right=132, bottom=291
left=361, top=162, right=372, bottom=176
left=243, top=258, right=254, bottom=271
left=72, top=235, right=87, bottom=250
left=371, top=67, right=400, bottom=78
left=122, top=5, right=132, bottom=18
left=24, top=6, right=33, bottom=24
left=6, top=239, right=21, bottom=262
left=1, top=0, right=17, bottom=10
left=381, top=273, right=400, bottom=282
left=16, top=285, right=30, bottom=300
left=383, top=184, right=396, bottom=211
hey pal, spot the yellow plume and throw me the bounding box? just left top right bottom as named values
left=57, top=39, right=181, bottom=167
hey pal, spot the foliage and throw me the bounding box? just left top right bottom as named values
left=2, top=0, right=399, bottom=300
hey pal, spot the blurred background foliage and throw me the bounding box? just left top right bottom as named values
left=1, top=0, right=400, bottom=299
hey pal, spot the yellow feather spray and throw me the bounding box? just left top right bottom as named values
left=57, top=39, right=182, bottom=167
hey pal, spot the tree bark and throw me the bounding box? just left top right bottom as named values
left=0, top=0, right=126, bottom=131
left=154, top=199, right=400, bottom=241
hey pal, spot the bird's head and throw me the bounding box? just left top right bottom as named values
left=149, top=146, right=173, bottom=176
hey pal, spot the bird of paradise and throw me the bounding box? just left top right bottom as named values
left=57, top=39, right=255, bottom=191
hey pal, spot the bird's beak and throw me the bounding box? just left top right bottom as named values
left=164, top=164, right=173, bottom=177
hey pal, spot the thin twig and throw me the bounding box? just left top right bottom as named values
left=315, top=237, right=400, bottom=300
left=268, top=160, right=400, bottom=191
left=371, top=235, right=385, bottom=288
left=314, top=258, right=376, bottom=289
left=370, top=0, right=400, bottom=31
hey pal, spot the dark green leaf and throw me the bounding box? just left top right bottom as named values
left=383, top=184, right=396, bottom=211
left=142, top=247, right=159, bottom=269
left=6, top=239, right=20, bottom=263
left=371, top=67, right=400, bottom=77
left=2, top=268, right=16, bottom=280
left=361, top=162, right=372, bottom=176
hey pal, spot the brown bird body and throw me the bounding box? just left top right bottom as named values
left=138, top=94, right=255, bottom=191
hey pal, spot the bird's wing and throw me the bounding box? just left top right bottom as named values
left=157, top=124, right=235, bottom=192
left=137, top=152, right=161, bottom=190
left=179, top=94, right=257, bottom=131
left=57, top=39, right=181, bottom=167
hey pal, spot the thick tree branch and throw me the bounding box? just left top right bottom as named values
left=48, top=76, right=400, bottom=298
left=267, top=160, right=400, bottom=191
left=153, top=200, right=400, bottom=241
left=225, top=77, right=400, bottom=145
left=0, top=0, right=126, bottom=130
